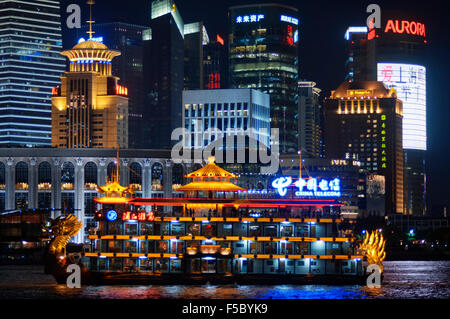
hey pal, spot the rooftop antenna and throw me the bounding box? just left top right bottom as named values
left=86, top=0, right=95, bottom=40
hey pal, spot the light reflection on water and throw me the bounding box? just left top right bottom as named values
left=0, top=261, right=449, bottom=299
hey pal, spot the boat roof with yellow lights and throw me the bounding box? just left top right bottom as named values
left=176, top=181, right=244, bottom=192
left=186, top=157, right=239, bottom=179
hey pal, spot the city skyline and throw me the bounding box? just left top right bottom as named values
left=58, top=0, right=450, bottom=211
left=0, top=0, right=450, bottom=303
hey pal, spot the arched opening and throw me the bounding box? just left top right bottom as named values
left=15, top=161, right=28, bottom=190
left=84, top=162, right=98, bottom=190
left=172, top=164, right=184, bottom=191
left=129, top=162, right=142, bottom=191
left=151, top=162, right=163, bottom=191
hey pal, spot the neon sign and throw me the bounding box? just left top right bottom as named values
left=272, top=177, right=342, bottom=197
left=377, top=63, right=427, bottom=151
left=384, top=20, right=426, bottom=37
left=106, top=210, right=117, bottom=221
left=78, top=36, right=104, bottom=44
left=122, top=211, right=155, bottom=222
left=236, top=14, right=264, bottom=23
left=216, top=34, right=224, bottom=46
left=280, top=15, right=298, bottom=25
left=115, top=85, right=128, bottom=96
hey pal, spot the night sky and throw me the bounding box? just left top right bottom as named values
left=60, top=0, right=450, bottom=212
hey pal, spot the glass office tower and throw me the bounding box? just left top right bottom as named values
left=0, top=0, right=65, bottom=147
left=229, top=4, right=299, bottom=153
left=142, top=0, right=184, bottom=149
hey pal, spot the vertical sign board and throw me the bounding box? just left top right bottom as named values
left=377, top=63, right=426, bottom=151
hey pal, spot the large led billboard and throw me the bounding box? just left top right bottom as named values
left=377, top=63, right=426, bottom=151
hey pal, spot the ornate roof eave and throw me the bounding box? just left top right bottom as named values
left=176, top=181, right=245, bottom=192
left=60, top=48, right=121, bottom=62
left=185, top=157, right=239, bottom=179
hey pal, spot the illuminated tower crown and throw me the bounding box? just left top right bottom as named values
left=60, top=0, right=120, bottom=75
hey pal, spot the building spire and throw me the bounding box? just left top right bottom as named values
left=86, top=0, right=95, bottom=39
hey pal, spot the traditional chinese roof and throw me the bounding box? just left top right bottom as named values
left=186, top=157, right=239, bottom=179
left=176, top=181, right=244, bottom=192
left=178, top=157, right=245, bottom=192
left=95, top=154, right=134, bottom=204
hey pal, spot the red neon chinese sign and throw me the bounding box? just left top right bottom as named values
left=384, top=20, right=426, bottom=37
left=286, top=25, right=294, bottom=45
left=216, top=34, right=224, bottom=46
left=368, top=18, right=376, bottom=40
left=207, top=73, right=221, bottom=89
left=122, top=211, right=154, bottom=221
left=115, top=85, right=128, bottom=96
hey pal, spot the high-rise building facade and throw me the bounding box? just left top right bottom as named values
left=298, top=81, right=322, bottom=158
left=323, top=81, right=404, bottom=215
left=344, top=12, right=427, bottom=215
left=51, top=40, right=128, bottom=149
left=142, top=0, right=184, bottom=149
left=203, top=34, right=228, bottom=90
left=184, top=22, right=209, bottom=90
left=229, top=4, right=299, bottom=153
left=182, top=89, right=270, bottom=150
left=0, top=0, right=66, bottom=147
left=77, top=23, right=147, bottom=149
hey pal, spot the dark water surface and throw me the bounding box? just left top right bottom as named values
left=0, top=261, right=449, bottom=299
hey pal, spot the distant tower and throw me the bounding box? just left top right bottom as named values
left=51, top=1, right=129, bottom=148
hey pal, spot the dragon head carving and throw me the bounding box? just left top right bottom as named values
left=44, top=214, right=82, bottom=255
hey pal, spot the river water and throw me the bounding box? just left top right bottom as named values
left=0, top=261, right=449, bottom=299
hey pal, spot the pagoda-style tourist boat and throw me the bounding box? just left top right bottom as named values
left=45, top=157, right=385, bottom=285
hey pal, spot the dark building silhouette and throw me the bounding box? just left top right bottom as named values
left=142, top=0, right=184, bottom=149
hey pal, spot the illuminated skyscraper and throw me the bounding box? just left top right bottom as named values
left=142, top=0, right=184, bottom=149
left=323, top=81, right=404, bottom=215
left=0, top=0, right=66, bottom=147
left=51, top=39, right=128, bottom=148
left=344, top=12, right=427, bottom=215
left=229, top=4, right=299, bottom=153
left=77, top=22, right=147, bottom=149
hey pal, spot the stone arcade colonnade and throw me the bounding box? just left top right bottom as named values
left=0, top=149, right=195, bottom=243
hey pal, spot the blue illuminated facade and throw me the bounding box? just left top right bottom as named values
left=0, top=0, right=65, bottom=147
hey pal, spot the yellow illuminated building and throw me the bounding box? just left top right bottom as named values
left=51, top=31, right=128, bottom=148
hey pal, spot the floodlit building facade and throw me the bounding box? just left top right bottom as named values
left=51, top=40, right=128, bottom=149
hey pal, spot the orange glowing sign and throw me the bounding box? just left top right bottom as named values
left=115, top=85, right=128, bottom=96
left=216, top=34, right=224, bottom=46
left=368, top=19, right=376, bottom=40
left=384, top=20, right=426, bottom=37
left=122, top=211, right=154, bottom=222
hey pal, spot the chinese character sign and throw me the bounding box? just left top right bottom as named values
left=272, top=177, right=341, bottom=197
left=377, top=63, right=426, bottom=151
left=236, top=14, right=264, bottom=23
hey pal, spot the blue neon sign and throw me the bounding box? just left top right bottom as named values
left=280, top=15, right=299, bottom=25
left=78, top=36, right=104, bottom=44
left=272, top=177, right=341, bottom=197
left=106, top=210, right=118, bottom=221
left=236, top=14, right=264, bottom=23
